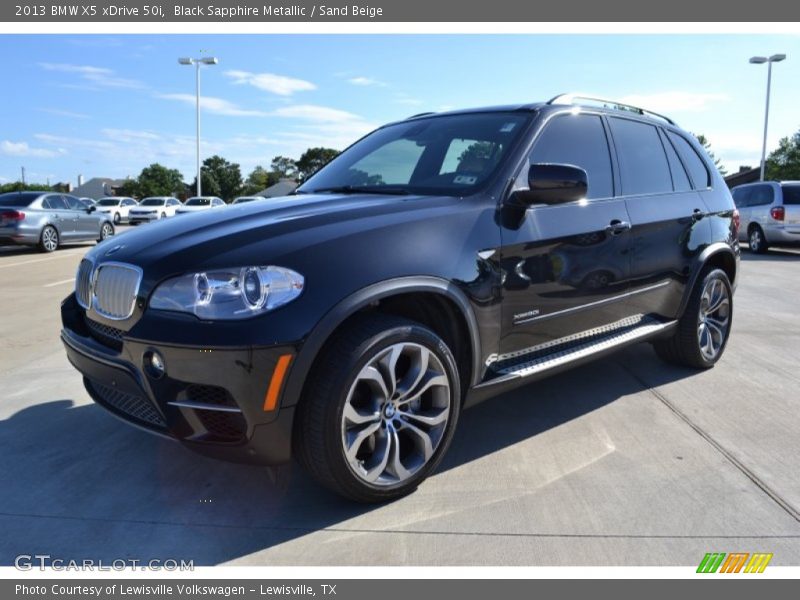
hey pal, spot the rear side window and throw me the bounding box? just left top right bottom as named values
left=781, top=185, right=800, bottom=205
left=731, top=186, right=752, bottom=208
left=64, top=196, right=83, bottom=210
left=607, top=117, right=672, bottom=195
left=45, top=195, right=68, bottom=209
left=529, top=114, right=614, bottom=199
left=750, top=184, right=775, bottom=206
left=666, top=131, right=710, bottom=189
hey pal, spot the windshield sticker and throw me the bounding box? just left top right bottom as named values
left=454, top=175, right=477, bottom=185
left=500, top=122, right=517, bottom=133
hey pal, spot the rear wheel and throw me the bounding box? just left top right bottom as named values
left=38, top=225, right=59, bottom=253
left=748, top=225, right=768, bottom=253
left=295, top=314, right=461, bottom=503
left=654, top=267, right=732, bottom=369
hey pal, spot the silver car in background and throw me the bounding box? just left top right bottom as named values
left=0, top=191, right=115, bottom=252
left=732, top=181, right=800, bottom=252
left=128, top=196, right=183, bottom=224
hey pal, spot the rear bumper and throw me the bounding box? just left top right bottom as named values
left=0, top=225, right=40, bottom=245
left=60, top=294, right=298, bottom=465
left=764, top=224, right=800, bottom=245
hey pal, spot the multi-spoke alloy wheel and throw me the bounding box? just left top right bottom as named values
left=296, top=315, right=460, bottom=502
left=100, top=223, right=114, bottom=241
left=39, top=226, right=58, bottom=252
left=697, top=277, right=730, bottom=361
left=341, top=342, right=451, bottom=486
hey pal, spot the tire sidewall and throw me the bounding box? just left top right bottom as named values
left=323, top=323, right=461, bottom=500
left=691, top=268, right=733, bottom=367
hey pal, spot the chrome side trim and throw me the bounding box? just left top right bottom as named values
left=513, top=280, right=670, bottom=326
left=167, top=400, right=242, bottom=413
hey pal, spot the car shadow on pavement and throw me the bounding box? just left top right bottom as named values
left=0, top=345, right=698, bottom=566
left=740, top=247, right=800, bottom=261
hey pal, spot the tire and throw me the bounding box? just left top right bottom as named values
left=38, top=225, right=59, bottom=253
left=653, top=267, right=733, bottom=369
left=97, top=222, right=114, bottom=243
left=295, top=314, right=461, bottom=503
left=113, top=212, right=121, bottom=225
left=161, top=212, right=167, bottom=219
left=748, top=225, right=768, bottom=253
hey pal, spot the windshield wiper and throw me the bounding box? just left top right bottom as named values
left=309, top=186, right=410, bottom=196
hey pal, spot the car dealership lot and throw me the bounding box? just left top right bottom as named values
left=1, top=234, right=799, bottom=566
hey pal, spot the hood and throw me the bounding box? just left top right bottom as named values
left=86, top=192, right=455, bottom=283
left=176, top=204, right=213, bottom=212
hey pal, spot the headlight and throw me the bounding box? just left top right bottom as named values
left=149, top=266, right=304, bottom=320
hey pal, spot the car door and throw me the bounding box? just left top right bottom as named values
left=499, top=111, right=632, bottom=353
left=167, top=198, right=180, bottom=216
left=607, top=117, right=712, bottom=321
left=42, top=194, right=74, bottom=239
left=64, top=195, right=97, bottom=238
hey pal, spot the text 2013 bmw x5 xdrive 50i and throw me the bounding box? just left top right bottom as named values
left=61, top=95, right=740, bottom=502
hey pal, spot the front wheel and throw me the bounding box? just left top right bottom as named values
left=295, top=315, right=461, bottom=503
left=113, top=212, right=121, bottom=225
left=654, top=267, right=732, bottom=369
left=160, top=212, right=167, bottom=219
left=97, top=222, right=114, bottom=242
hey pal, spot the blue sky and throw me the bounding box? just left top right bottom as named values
left=1, top=34, right=798, bottom=186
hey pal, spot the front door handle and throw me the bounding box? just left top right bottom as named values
left=605, top=219, right=631, bottom=235
left=692, top=208, right=707, bottom=221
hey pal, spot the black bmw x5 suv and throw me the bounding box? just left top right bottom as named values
left=61, top=95, right=739, bottom=502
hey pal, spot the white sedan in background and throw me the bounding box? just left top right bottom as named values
left=128, top=197, right=183, bottom=224
left=95, top=197, right=139, bottom=224
left=175, top=196, right=226, bottom=215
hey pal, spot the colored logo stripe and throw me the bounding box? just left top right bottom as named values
left=697, top=553, right=726, bottom=573
left=697, top=552, right=773, bottom=573
left=744, top=553, right=773, bottom=573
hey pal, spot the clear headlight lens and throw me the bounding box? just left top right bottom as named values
left=149, top=266, right=304, bottom=320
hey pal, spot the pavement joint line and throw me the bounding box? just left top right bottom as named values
left=43, top=277, right=76, bottom=288
left=0, top=510, right=799, bottom=539
left=0, top=250, right=85, bottom=270
left=619, top=362, right=800, bottom=524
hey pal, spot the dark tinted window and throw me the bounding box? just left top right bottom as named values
left=731, top=186, right=752, bottom=208
left=64, top=195, right=83, bottom=210
left=608, top=117, right=672, bottom=195
left=666, top=131, right=710, bottom=189
left=529, top=114, right=613, bottom=199
left=781, top=185, right=800, bottom=205
left=750, top=184, right=774, bottom=206
left=661, top=130, right=692, bottom=192
left=0, top=192, right=40, bottom=207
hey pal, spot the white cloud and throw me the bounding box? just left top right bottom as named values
left=38, top=108, right=91, bottom=120
left=224, top=70, right=316, bottom=96
left=100, top=128, right=162, bottom=142
left=618, top=92, right=729, bottom=114
left=0, top=140, right=64, bottom=158
left=347, top=76, right=386, bottom=87
left=271, top=104, right=363, bottom=123
left=157, top=93, right=268, bottom=117
left=38, top=62, right=145, bottom=90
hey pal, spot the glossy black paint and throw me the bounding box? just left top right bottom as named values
left=61, top=101, right=739, bottom=466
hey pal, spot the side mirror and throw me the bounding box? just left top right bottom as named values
left=508, top=163, right=588, bottom=208
left=86, top=205, right=96, bottom=213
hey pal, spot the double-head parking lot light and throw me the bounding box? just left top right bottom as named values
left=178, top=56, right=219, bottom=196
left=750, top=53, right=786, bottom=181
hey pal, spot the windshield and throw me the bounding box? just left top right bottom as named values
left=140, top=198, right=167, bottom=206
left=0, top=192, right=41, bottom=207
left=783, top=185, right=800, bottom=205
left=185, top=198, right=211, bottom=206
left=235, top=197, right=258, bottom=203
left=97, top=199, right=120, bottom=206
left=298, top=112, right=530, bottom=196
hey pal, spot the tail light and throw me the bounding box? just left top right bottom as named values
left=732, top=208, right=740, bottom=236
left=770, top=206, right=785, bottom=221
left=0, top=210, right=25, bottom=222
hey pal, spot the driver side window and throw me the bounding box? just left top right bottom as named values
left=527, top=114, right=614, bottom=199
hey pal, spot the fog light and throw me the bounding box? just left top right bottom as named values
left=144, top=350, right=165, bottom=379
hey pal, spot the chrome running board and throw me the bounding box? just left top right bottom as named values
left=477, top=314, right=675, bottom=388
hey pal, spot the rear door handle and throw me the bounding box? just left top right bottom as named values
left=605, top=219, right=631, bottom=235
left=692, top=208, right=707, bottom=221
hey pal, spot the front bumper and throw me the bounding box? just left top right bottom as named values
left=60, top=294, right=297, bottom=465
left=129, top=214, right=159, bottom=224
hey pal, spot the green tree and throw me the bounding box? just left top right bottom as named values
left=242, top=165, right=280, bottom=195
left=694, top=134, right=727, bottom=176
left=136, top=163, right=184, bottom=197
left=765, top=130, right=800, bottom=181
left=116, top=178, right=140, bottom=198
left=191, top=155, right=242, bottom=201
left=270, top=156, right=297, bottom=178
left=0, top=182, right=53, bottom=193
left=296, top=147, right=340, bottom=182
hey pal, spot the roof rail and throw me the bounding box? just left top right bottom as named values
left=406, top=112, right=436, bottom=120
left=546, top=93, right=676, bottom=125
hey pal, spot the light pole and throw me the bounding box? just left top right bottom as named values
left=750, top=53, right=786, bottom=181
left=178, top=55, right=218, bottom=196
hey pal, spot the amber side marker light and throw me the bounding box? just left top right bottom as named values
left=263, top=354, right=293, bottom=411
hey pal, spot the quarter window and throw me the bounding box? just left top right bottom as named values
left=731, top=186, right=752, bottom=208
left=750, top=184, right=775, bottom=206
left=660, top=130, right=692, bottom=192
left=45, top=195, right=68, bottom=210
left=529, top=114, right=614, bottom=199
left=608, top=117, right=672, bottom=196
left=666, top=131, right=710, bottom=189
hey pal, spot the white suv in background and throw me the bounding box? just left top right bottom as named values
left=95, top=197, right=139, bottom=225
left=175, top=196, right=226, bottom=215
left=732, top=181, right=800, bottom=252
left=128, top=197, right=183, bottom=224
